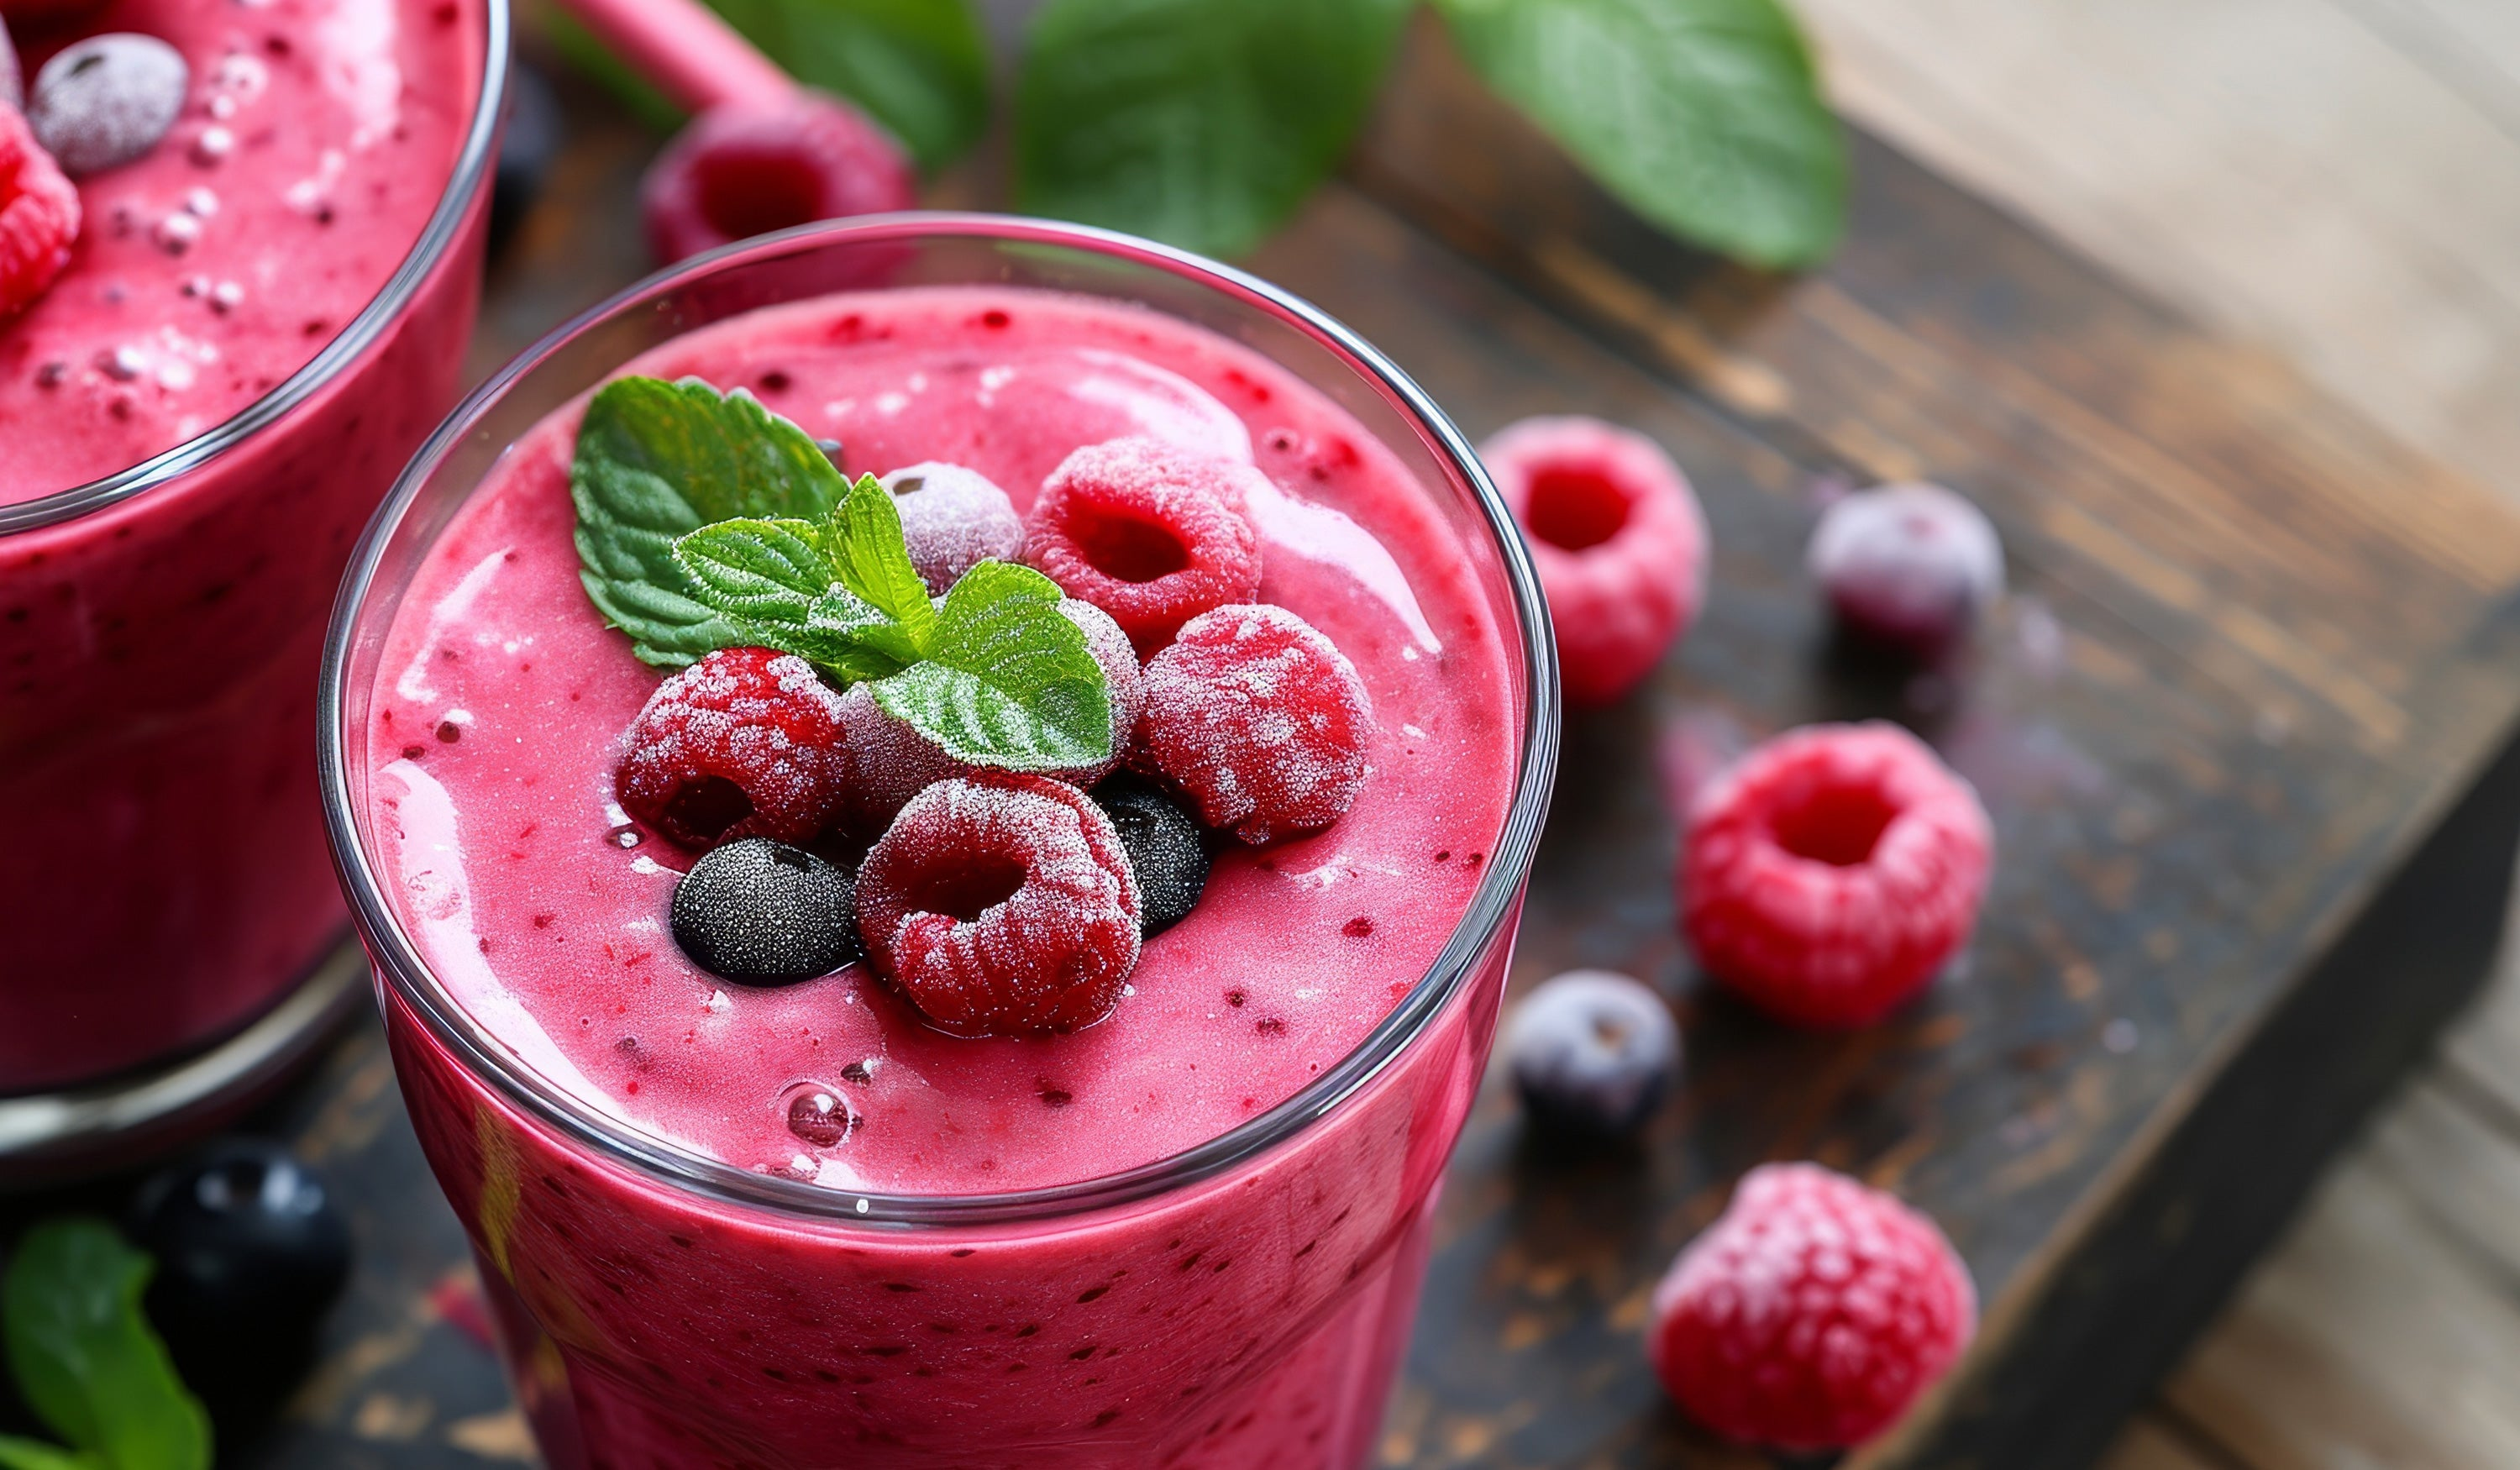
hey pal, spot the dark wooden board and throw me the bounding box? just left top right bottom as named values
left=12, top=22, right=2520, bottom=1470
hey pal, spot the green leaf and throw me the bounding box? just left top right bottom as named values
left=703, top=0, right=992, bottom=171
left=0, top=1436, right=98, bottom=1470
left=822, top=475, right=938, bottom=654
left=1015, top=0, right=1415, bottom=258
left=669, top=519, right=916, bottom=680
left=3, top=1220, right=210, bottom=1470
left=1433, top=0, right=1847, bottom=267
left=871, top=561, right=1112, bottom=769
left=572, top=376, right=850, bottom=666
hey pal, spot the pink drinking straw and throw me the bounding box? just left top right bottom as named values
left=549, top=0, right=798, bottom=113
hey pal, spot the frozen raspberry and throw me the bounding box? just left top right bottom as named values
left=1024, top=438, right=1263, bottom=657
left=1651, top=1163, right=1975, bottom=1450
left=1131, top=604, right=1372, bottom=845
left=1809, top=482, right=2004, bottom=655
left=834, top=598, right=1144, bottom=833
left=855, top=773, right=1142, bottom=1036
left=880, top=461, right=1026, bottom=596
left=0, top=104, right=78, bottom=322
left=617, top=648, right=852, bottom=850
left=640, top=92, right=914, bottom=265
left=1680, top=722, right=1991, bottom=1027
left=1482, top=417, right=1708, bottom=706
left=28, top=33, right=187, bottom=177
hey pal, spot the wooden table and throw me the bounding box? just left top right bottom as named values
left=41, top=23, right=2520, bottom=1469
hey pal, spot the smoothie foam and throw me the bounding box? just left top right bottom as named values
left=368, top=286, right=1516, bottom=1190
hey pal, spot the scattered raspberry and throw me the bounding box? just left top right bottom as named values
left=855, top=773, right=1142, bottom=1035
left=881, top=461, right=1026, bottom=596
left=833, top=599, right=1144, bottom=833
left=1024, top=438, right=1263, bottom=656
left=28, top=33, right=188, bottom=177
left=639, top=92, right=914, bottom=265
left=1651, top=1163, right=1975, bottom=1450
left=1131, top=604, right=1372, bottom=845
left=0, top=105, right=79, bottom=321
left=1679, top=722, right=1991, bottom=1027
left=1809, top=482, right=2004, bottom=655
left=1481, top=417, right=1708, bottom=706
left=616, top=648, right=852, bottom=849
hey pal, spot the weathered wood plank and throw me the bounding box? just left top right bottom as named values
left=2097, top=1415, right=2234, bottom=1470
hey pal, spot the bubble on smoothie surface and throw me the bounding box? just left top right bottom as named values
left=879, top=461, right=1026, bottom=596
left=29, top=34, right=189, bottom=177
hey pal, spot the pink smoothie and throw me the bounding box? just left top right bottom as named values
left=0, top=0, right=487, bottom=1092
left=364, top=286, right=1526, bottom=1466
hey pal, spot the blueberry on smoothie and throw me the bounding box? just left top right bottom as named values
left=1091, top=773, right=1209, bottom=937
left=671, top=837, right=861, bottom=984
left=1504, top=970, right=1679, bottom=1138
left=129, top=1140, right=352, bottom=1420
left=27, top=33, right=188, bottom=177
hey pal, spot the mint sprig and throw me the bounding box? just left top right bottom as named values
left=576, top=377, right=1111, bottom=771
left=0, top=1220, right=211, bottom=1470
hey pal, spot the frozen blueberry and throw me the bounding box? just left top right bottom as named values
left=488, top=59, right=561, bottom=257
left=1503, top=970, right=1679, bottom=1137
left=671, top=837, right=859, bottom=983
left=29, top=33, right=188, bottom=177
left=1807, top=482, right=2004, bottom=655
left=881, top=461, right=1026, bottom=596
left=128, top=1140, right=352, bottom=1423
left=1090, top=773, right=1208, bottom=937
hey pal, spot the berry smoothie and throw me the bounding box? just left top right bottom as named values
left=359, top=284, right=1531, bottom=1467
left=0, top=0, right=491, bottom=1091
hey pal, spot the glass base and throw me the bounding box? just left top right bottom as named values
left=0, top=938, right=367, bottom=1188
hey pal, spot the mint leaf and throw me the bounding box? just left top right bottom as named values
left=1015, top=0, right=1415, bottom=258
left=573, top=376, right=849, bottom=666
left=822, top=475, right=938, bottom=653
left=0, top=1437, right=97, bottom=1470
left=1433, top=0, right=1846, bottom=267
left=871, top=561, right=1112, bottom=769
left=670, top=519, right=914, bottom=680
left=705, top=0, right=991, bottom=171
left=3, top=1221, right=210, bottom=1470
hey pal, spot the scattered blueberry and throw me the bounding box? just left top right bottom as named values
left=28, top=34, right=188, bottom=177
left=1503, top=970, right=1679, bottom=1137
left=881, top=461, right=1026, bottom=596
left=1090, top=774, right=1208, bottom=937
left=487, top=59, right=560, bottom=257
left=1807, top=482, right=2004, bottom=656
left=127, top=1140, right=352, bottom=1425
left=670, top=837, right=859, bottom=983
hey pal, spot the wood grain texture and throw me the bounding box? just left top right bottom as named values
left=1798, top=0, right=2520, bottom=500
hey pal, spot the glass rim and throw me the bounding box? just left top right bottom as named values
left=319, top=213, right=1562, bottom=1228
left=0, top=0, right=512, bottom=536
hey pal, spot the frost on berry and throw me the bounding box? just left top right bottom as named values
left=1023, top=437, right=1264, bottom=657
left=616, top=648, right=852, bottom=849
left=880, top=461, right=1026, bottom=596
left=28, top=34, right=188, bottom=177
left=1651, top=1163, right=1976, bottom=1451
left=1808, top=482, right=2004, bottom=654
left=834, top=598, right=1142, bottom=835
left=1481, top=416, right=1708, bottom=706
left=1680, top=722, right=1992, bottom=1027
left=0, top=105, right=80, bottom=320
left=1131, top=603, right=1373, bottom=845
left=855, top=773, right=1142, bottom=1036
left=639, top=92, right=915, bottom=265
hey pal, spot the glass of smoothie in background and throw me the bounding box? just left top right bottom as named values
left=323, top=216, right=1556, bottom=1467
left=0, top=0, right=503, bottom=1171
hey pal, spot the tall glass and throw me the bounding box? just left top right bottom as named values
left=0, top=0, right=507, bottom=1169
left=323, top=217, right=1557, bottom=1468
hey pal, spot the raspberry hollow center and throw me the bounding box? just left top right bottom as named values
left=1768, top=781, right=1899, bottom=867
left=662, top=776, right=756, bottom=846
left=1525, top=466, right=1631, bottom=552
left=696, top=149, right=825, bottom=241
left=1073, top=511, right=1192, bottom=584
left=910, top=852, right=1030, bottom=922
